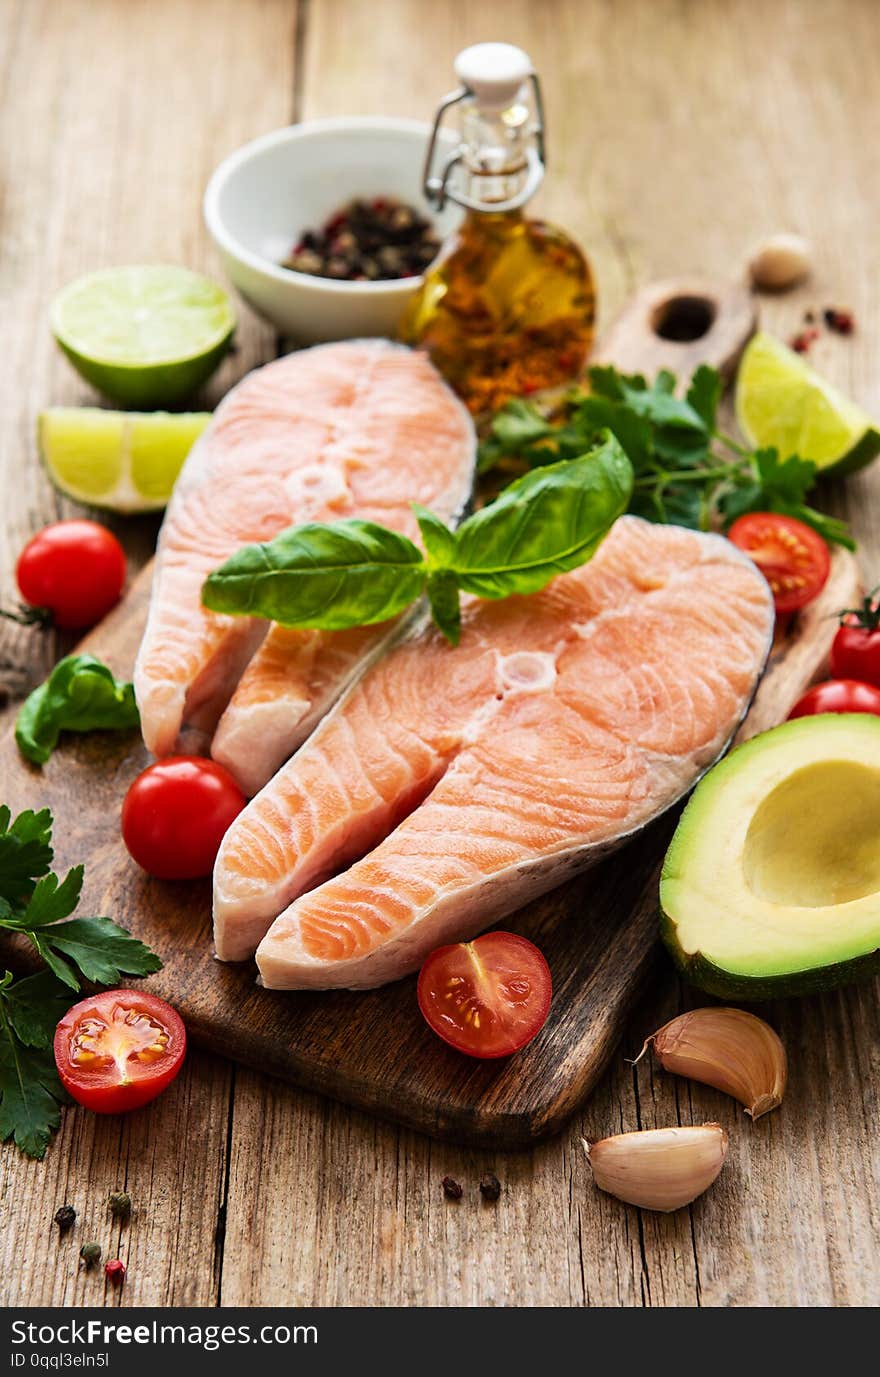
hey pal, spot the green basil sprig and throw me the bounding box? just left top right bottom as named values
left=202, top=434, right=633, bottom=645
left=16, top=655, right=140, bottom=766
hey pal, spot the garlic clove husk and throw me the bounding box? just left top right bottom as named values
left=747, top=232, right=811, bottom=291
left=584, top=1124, right=728, bottom=1213
left=641, top=1006, right=787, bottom=1120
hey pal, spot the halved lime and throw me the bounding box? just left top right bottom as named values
left=39, top=407, right=211, bottom=513
left=736, top=331, right=880, bottom=478
left=51, top=265, right=235, bottom=407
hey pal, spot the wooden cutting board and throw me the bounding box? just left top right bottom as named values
left=0, top=282, right=861, bottom=1148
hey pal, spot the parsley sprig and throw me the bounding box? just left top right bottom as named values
left=0, top=805, right=162, bottom=1158
left=478, top=364, right=854, bottom=550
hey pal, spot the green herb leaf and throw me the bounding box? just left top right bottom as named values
left=686, top=365, right=723, bottom=430
left=478, top=362, right=854, bottom=550
left=17, top=866, right=83, bottom=929
left=2, top=971, right=73, bottom=1049
left=573, top=395, right=654, bottom=471
left=32, top=917, right=163, bottom=990
left=0, top=1017, right=67, bottom=1159
left=0, top=807, right=163, bottom=1157
left=414, top=505, right=458, bottom=568
left=202, top=519, right=427, bottom=629
left=0, top=806, right=53, bottom=906
left=425, top=570, right=462, bottom=646
left=16, top=655, right=140, bottom=766
left=448, top=434, right=634, bottom=598
left=487, top=397, right=555, bottom=449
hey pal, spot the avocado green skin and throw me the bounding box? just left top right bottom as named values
left=816, top=426, right=880, bottom=479
left=660, top=908, right=880, bottom=1001
left=659, top=715, right=880, bottom=1000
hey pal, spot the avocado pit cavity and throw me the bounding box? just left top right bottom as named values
left=743, top=760, right=880, bottom=908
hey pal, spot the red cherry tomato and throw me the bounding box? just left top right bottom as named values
left=54, top=990, right=186, bottom=1114
left=121, top=756, right=246, bottom=879
left=787, top=679, right=880, bottom=720
left=417, top=931, right=552, bottom=1059
left=16, top=520, right=126, bottom=629
left=727, top=513, right=830, bottom=615
left=830, top=610, right=880, bottom=688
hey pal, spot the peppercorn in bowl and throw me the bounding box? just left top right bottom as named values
left=204, top=117, right=461, bottom=343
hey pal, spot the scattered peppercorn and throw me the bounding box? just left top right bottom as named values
left=804, top=309, right=816, bottom=324
left=108, top=1191, right=132, bottom=1222
left=54, top=1203, right=76, bottom=1234
left=824, top=307, right=855, bottom=335
left=282, top=197, right=440, bottom=282
left=104, top=1259, right=126, bottom=1285
left=441, top=1175, right=463, bottom=1200
left=790, top=327, right=820, bottom=354
left=479, top=1172, right=502, bottom=1203
left=79, top=1242, right=102, bottom=1269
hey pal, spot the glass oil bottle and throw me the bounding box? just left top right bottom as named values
left=399, top=43, right=596, bottom=416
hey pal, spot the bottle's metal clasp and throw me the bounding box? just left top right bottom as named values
left=422, top=72, right=546, bottom=214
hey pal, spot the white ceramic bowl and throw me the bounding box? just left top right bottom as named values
left=204, top=117, right=461, bottom=343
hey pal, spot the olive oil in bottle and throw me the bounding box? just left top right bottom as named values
left=399, top=43, right=596, bottom=415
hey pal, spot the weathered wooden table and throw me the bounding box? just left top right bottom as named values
left=1, top=0, right=878, bottom=1308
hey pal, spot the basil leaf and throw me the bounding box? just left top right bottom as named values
left=202, top=519, right=427, bottom=629
left=426, top=570, right=462, bottom=646
left=16, top=655, right=139, bottom=766
left=414, top=505, right=458, bottom=567
left=448, top=433, right=633, bottom=598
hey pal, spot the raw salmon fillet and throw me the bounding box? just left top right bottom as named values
left=212, top=517, right=774, bottom=977
left=134, top=340, right=475, bottom=769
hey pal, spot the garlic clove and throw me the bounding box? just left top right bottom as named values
left=641, top=1007, right=786, bottom=1120
left=584, top=1124, right=728, bottom=1212
left=747, top=232, right=811, bottom=291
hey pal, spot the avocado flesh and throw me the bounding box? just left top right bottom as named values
left=660, top=714, right=880, bottom=998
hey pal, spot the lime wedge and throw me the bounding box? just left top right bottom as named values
left=39, top=408, right=210, bottom=513
left=736, top=331, right=880, bottom=477
left=51, top=266, right=235, bottom=407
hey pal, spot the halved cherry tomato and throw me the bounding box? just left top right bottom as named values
left=16, top=520, right=126, bottom=629
left=727, top=513, right=830, bottom=615
left=417, top=931, right=552, bottom=1059
left=54, top=990, right=186, bottom=1114
left=121, top=756, right=246, bottom=879
left=830, top=592, right=880, bottom=687
left=787, top=679, right=880, bottom=720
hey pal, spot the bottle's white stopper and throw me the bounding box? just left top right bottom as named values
left=453, top=43, right=533, bottom=109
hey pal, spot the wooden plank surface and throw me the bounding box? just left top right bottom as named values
left=2, top=0, right=880, bottom=1308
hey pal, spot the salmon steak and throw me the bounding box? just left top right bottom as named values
left=212, top=516, right=774, bottom=981
left=134, top=340, right=475, bottom=792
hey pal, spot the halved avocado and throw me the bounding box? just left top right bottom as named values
left=660, top=714, right=880, bottom=999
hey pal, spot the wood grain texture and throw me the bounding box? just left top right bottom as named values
left=2, top=0, right=880, bottom=1310
left=592, top=277, right=757, bottom=380
left=0, top=0, right=295, bottom=1310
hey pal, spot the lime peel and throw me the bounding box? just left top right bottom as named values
left=39, top=408, right=210, bottom=513
left=51, top=265, right=234, bottom=407
left=736, top=331, right=880, bottom=478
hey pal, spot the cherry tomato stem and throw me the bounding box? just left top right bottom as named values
left=16, top=521, right=126, bottom=629
left=831, top=611, right=880, bottom=689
